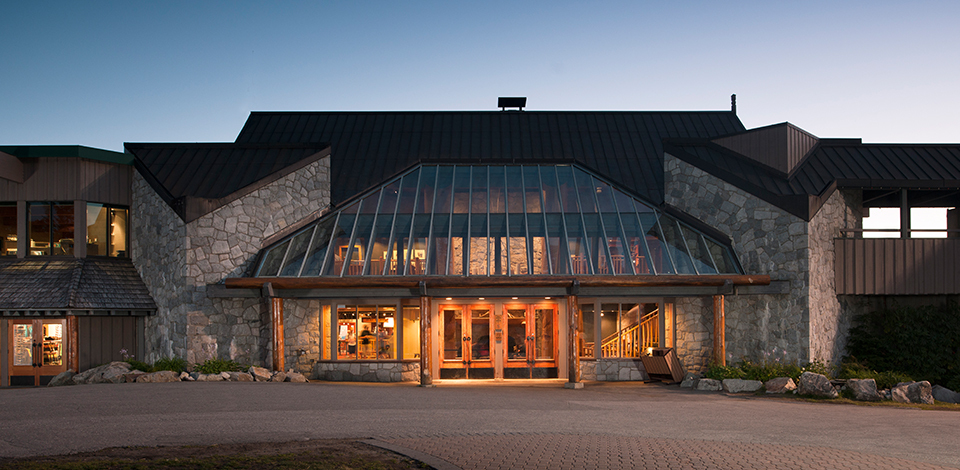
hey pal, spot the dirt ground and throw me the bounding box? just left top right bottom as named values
left=0, top=439, right=427, bottom=469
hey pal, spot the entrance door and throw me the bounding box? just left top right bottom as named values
left=8, top=319, right=67, bottom=386
left=503, top=303, right=558, bottom=379
left=439, top=304, right=494, bottom=379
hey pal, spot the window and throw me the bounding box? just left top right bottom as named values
left=86, top=204, right=128, bottom=257
left=255, top=164, right=743, bottom=278
left=335, top=305, right=397, bottom=360
left=28, top=202, right=73, bottom=256
left=595, top=302, right=659, bottom=358
left=0, top=204, right=15, bottom=256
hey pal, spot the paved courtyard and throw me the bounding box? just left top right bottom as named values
left=0, top=381, right=957, bottom=469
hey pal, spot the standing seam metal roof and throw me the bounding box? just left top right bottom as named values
left=234, top=111, right=746, bottom=206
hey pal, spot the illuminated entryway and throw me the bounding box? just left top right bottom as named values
left=8, top=319, right=66, bottom=386
left=439, top=301, right=558, bottom=380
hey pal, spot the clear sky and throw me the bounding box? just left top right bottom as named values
left=3, top=1, right=959, bottom=152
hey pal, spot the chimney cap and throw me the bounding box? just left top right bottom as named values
left=498, top=97, right=526, bottom=111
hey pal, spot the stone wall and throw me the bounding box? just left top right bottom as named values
left=284, top=299, right=321, bottom=375
left=664, top=153, right=862, bottom=368
left=665, top=153, right=808, bottom=365
left=131, top=171, right=188, bottom=362
left=808, top=190, right=861, bottom=363
left=314, top=361, right=420, bottom=382
left=132, top=156, right=330, bottom=366
left=673, top=297, right=713, bottom=373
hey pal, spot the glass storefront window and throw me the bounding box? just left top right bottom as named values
left=596, top=302, right=660, bottom=358
left=335, top=304, right=397, bottom=360
left=28, top=202, right=73, bottom=256
left=86, top=204, right=128, bottom=257
left=254, top=164, right=743, bottom=278
left=401, top=306, right=420, bottom=359
left=1, top=204, right=15, bottom=256
left=580, top=303, right=595, bottom=358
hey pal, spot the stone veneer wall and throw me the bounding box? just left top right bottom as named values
left=284, top=299, right=321, bottom=375
left=664, top=153, right=860, bottom=368
left=808, top=189, right=861, bottom=363
left=314, top=361, right=420, bottom=382
left=132, top=157, right=330, bottom=366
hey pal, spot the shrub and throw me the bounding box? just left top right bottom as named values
left=846, top=303, right=960, bottom=389
left=124, top=359, right=152, bottom=373
left=194, top=358, right=246, bottom=374
left=839, top=359, right=912, bottom=390
left=153, top=357, right=188, bottom=373
left=704, top=363, right=745, bottom=380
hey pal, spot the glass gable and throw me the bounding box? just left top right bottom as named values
left=255, top=165, right=743, bottom=277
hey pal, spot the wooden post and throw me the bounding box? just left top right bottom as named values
left=66, top=315, right=79, bottom=372
left=419, top=295, right=433, bottom=386
left=271, top=297, right=285, bottom=372
left=565, top=294, right=582, bottom=388
left=713, top=295, right=725, bottom=366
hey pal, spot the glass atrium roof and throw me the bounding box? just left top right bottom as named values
left=254, top=164, right=742, bottom=278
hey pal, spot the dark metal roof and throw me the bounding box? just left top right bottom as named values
left=0, top=258, right=157, bottom=311
left=0, top=145, right=133, bottom=165
left=235, top=111, right=746, bottom=206
left=124, top=143, right=330, bottom=222
left=666, top=138, right=960, bottom=220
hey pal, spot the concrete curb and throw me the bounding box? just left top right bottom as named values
left=361, top=438, right=462, bottom=470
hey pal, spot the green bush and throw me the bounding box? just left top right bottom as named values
left=124, top=359, right=152, bottom=372
left=839, top=360, right=913, bottom=390
left=704, top=363, right=745, bottom=380
left=194, top=358, right=246, bottom=374
left=846, top=303, right=960, bottom=389
left=152, top=357, right=188, bottom=373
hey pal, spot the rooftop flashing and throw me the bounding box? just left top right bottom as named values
left=0, top=145, right=133, bottom=165
left=251, top=163, right=744, bottom=279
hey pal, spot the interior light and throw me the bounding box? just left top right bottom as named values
left=445, top=297, right=452, bottom=300
left=478, top=297, right=485, bottom=300
left=384, top=317, right=394, bottom=328
left=512, top=297, right=518, bottom=300
left=544, top=297, right=551, bottom=300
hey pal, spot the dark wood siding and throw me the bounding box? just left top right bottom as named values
left=835, top=238, right=960, bottom=295
left=78, top=316, right=139, bottom=371
left=0, top=158, right=132, bottom=205
left=712, top=124, right=818, bottom=175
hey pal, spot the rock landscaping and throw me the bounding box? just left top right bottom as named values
left=47, top=362, right=309, bottom=386
left=681, top=370, right=959, bottom=405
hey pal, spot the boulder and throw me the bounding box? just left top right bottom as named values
left=892, top=381, right=934, bottom=404
left=47, top=370, right=76, bottom=387
left=764, top=377, right=797, bottom=394
left=722, top=379, right=762, bottom=393
left=270, top=371, right=287, bottom=383
left=797, top=372, right=838, bottom=398
left=846, top=378, right=881, bottom=401
left=249, top=366, right=272, bottom=382
left=286, top=371, right=308, bottom=383
left=72, top=362, right=132, bottom=385
left=123, top=372, right=146, bottom=383
left=694, top=378, right=722, bottom=391
left=136, top=371, right=180, bottom=383
left=196, top=373, right=225, bottom=382
left=180, top=371, right=195, bottom=381
left=219, top=372, right=231, bottom=381
left=932, top=385, right=960, bottom=404
left=680, top=373, right=700, bottom=388
left=226, top=372, right=254, bottom=382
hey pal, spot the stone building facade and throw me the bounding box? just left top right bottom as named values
left=131, top=156, right=330, bottom=365
left=665, top=152, right=861, bottom=368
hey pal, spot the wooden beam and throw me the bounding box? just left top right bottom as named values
left=419, top=295, right=433, bottom=386
left=66, top=315, right=79, bottom=372
left=271, top=297, right=285, bottom=372
left=225, top=274, right=771, bottom=290
left=713, top=295, right=725, bottom=366
left=566, top=295, right=581, bottom=386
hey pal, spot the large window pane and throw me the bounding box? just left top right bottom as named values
left=527, top=213, right=550, bottom=275
left=579, top=303, right=595, bottom=358
left=707, top=238, right=740, bottom=274
left=449, top=214, right=468, bottom=275
left=427, top=214, right=450, bottom=275
left=508, top=214, right=528, bottom=275
left=0, top=204, right=15, bottom=256
left=337, top=306, right=358, bottom=360
left=416, top=166, right=437, bottom=214
left=28, top=202, right=73, bottom=256
left=600, top=303, right=619, bottom=358
left=659, top=218, right=696, bottom=274
left=682, top=226, right=718, bottom=274
left=620, top=303, right=640, bottom=358
left=489, top=213, right=507, bottom=275
left=523, top=166, right=545, bottom=213
left=258, top=240, right=289, bottom=277
left=109, top=207, right=128, bottom=257
left=28, top=203, right=51, bottom=256
left=278, top=226, right=314, bottom=276
left=638, top=210, right=675, bottom=275
left=323, top=202, right=359, bottom=276
left=469, top=214, right=488, bottom=275
left=555, top=166, right=580, bottom=213
left=488, top=166, right=505, bottom=214
left=401, top=306, right=420, bottom=359
left=300, top=218, right=336, bottom=276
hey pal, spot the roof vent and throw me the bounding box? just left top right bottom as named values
left=498, top=97, right=526, bottom=111
left=731, top=94, right=737, bottom=115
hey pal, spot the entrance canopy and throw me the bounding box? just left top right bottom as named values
left=253, top=164, right=742, bottom=278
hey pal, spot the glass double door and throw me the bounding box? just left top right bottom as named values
left=439, top=302, right=557, bottom=380
left=8, top=319, right=67, bottom=386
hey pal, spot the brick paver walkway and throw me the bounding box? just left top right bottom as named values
left=381, top=433, right=956, bottom=470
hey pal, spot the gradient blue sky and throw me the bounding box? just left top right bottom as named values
left=3, top=1, right=959, bottom=152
